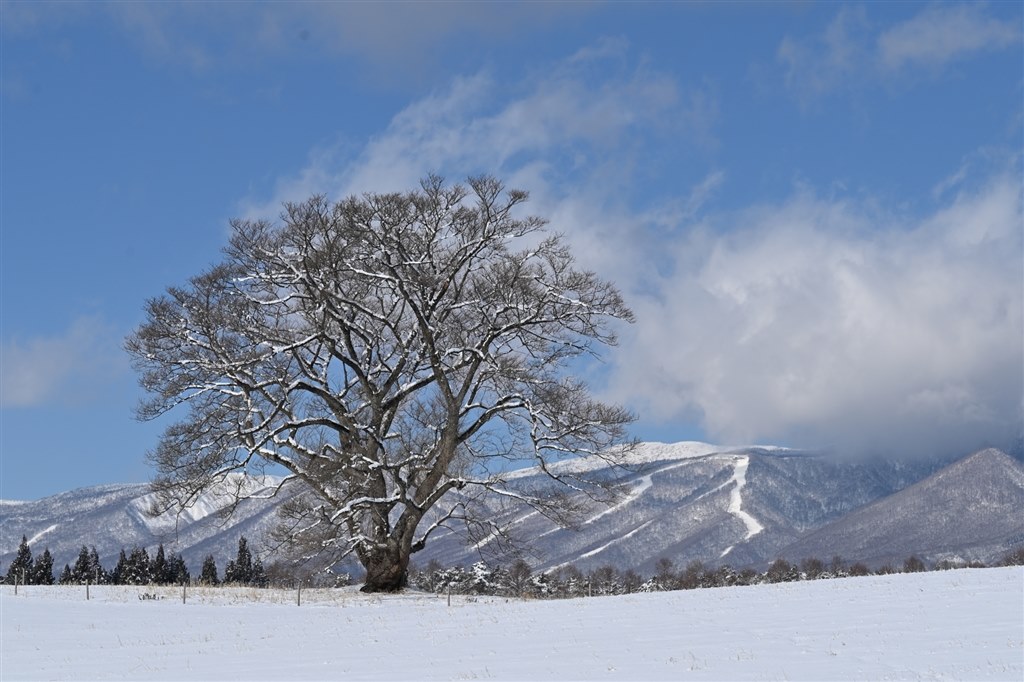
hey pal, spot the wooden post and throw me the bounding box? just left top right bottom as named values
left=296, top=581, right=301, bottom=607
left=86, top=578, right=90, bottom=601
left=182, top=582, right=187, bottom=604
left=447, top=584, right=451, bottom=607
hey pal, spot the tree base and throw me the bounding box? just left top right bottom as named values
left=359, top=581, right=406, bottom=594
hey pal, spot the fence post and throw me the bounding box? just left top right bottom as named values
left=86, top=578, right=90, bottom=601
left=447, top=584, right=451, bottom=607
left=182, top=582, right=187, bottom=604
left=296, top=581, right=301, bottom=607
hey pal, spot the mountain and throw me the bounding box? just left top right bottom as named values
left=0, top=475, right=290, bottom=577
left=777, top=447, right=1024, bottom=567
left=2, top=443, right=1020, bottom=577
left=412, top=443, right=944, bottom=573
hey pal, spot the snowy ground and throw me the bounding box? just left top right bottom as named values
left=2, top=567, right=1021, bottom=681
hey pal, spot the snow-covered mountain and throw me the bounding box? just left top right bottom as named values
left=777, top=447, right=1024, bottom=567
left=2, top=443, right=1020, bottom=576
left=0, top=474, right=291, bottom=576
left=413, top=442, right=958, bottom=572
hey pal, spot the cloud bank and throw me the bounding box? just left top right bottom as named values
left=240, top=37, right=1022, bottom=459
left=611, top=171, right=1022, bottom=458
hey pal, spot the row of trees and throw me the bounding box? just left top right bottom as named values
left=408, top=547, right=1024, bottom=599
left=2, top=536, right=266, bottom=587
left=197, top=537, right=269, bottom=587
left=8, top=532, right=1021, bottom=595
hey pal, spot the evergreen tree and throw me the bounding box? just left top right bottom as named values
left=31, top=549, right=55, bottom=585
left=58, top=564, right=73, bottom=585
left=151, top=544, right=169, bottom=585
left=111, top=549, right=129, bottom=585
left=124, top=547, right=151, bottom=585
left=200, top=554, right=219, bottom=585
left=71, top=545, right=92, bottom=583
left=224, top=537, right=253, bottom=584
left=169, top=554, right=190, bottom=585
left=6, top=536, right=33, bottom=585
left=87, top=547, right=106, bottom=584
left=250, top=556, right=268, bottom=588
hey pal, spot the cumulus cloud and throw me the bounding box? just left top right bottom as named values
left=609, top=170, right=1023, bottom=458
left=239, top=40, right=1020, bottom=460
left=237, top=46, right=716, bottom=312
left=1, top=317, right=127, bottom=408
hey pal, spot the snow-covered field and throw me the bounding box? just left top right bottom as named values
left=2, top=567, right=1021, bottom=681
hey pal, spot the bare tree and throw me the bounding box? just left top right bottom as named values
left=127, top=176, right=635, bottom=592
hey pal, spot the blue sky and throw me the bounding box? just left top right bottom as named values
left=2, top=1, right=1021, bottom=500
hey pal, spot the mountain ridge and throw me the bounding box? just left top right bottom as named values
left=3, top=444, right=1020, bottom=576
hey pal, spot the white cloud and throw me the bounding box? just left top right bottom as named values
left=778, top=3, right=1021, bottom=102
left=238, top=44, right=722, bottom=309
left=609, top=170, right=1023, bottom=458
left=0, top=317, right=126, bottom=409
left=238, top=41, right=1021, bottom=459
left=878, top=3, right=1021, bottom=71
left=238, top=44, right=704, bottom=270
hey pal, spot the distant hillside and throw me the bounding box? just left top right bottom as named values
left=778, top=448, right=1024, bottom=567
left=3, top=443, right=1020, bottom=576
left=0, top=475, right=290, bottom=575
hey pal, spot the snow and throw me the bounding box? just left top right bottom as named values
left=2, top=567, right=1020, bottom=681
left=27, top=523, right=58, bottom=546
left=720, top=455, right=764, bottom=558
left=130, top=473, right=284, bottom=533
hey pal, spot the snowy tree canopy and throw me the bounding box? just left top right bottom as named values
left=127, top=176, right=635, bottom=591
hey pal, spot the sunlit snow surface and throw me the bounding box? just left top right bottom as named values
left=3, top=567, right=1020, bottom=681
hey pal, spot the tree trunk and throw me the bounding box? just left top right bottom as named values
left=359, top=546, right=410, bottom=593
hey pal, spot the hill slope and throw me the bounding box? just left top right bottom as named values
left=778, top=447, right=1024, bottom=567
left=2, top=444, right=1019, bottom=575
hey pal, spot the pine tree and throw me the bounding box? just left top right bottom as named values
left=58, top=564, right=73, bottom=585
left=111, top=549, right=129, bottom=585
left=71, top=545, right=92, bottom=583
left=169, top=554, right=190, bottom=585
left=224, top=537, right=253, bottom=584
left=200, top=554, right=219, bottom=585
left=6, top=536, right=33, bottom=585
left=124, top=547, right=151, bottom=585
left=250, top=556, right=268, bottom=588
left=87, top=547, right=106, bottom=584
left=151, top=544, right=168, bottom=585
left=31, top=549, right=55, bottom=585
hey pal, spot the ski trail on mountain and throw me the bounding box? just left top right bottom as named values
left=577, top=520, right=654, bottom=561
left=471, top=510, right=541, bottom=550
left=28, top=524, right=58, bottom=546
left=721, top=455, right=763, bottom=558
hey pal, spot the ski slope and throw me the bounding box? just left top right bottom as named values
left=2, top=567, right=1020, bottom=681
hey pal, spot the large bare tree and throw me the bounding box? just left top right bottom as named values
left=127, top=176, right=635, bottom=591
